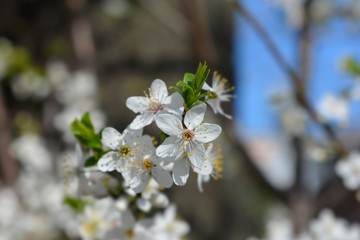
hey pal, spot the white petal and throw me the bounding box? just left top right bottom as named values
left=186, top=141, right=205, bottom=168
left=152, top=192, right=169, bottom=208
left=194, top=123, right=222, bottom=143
left=152, top=166, right=173, bottom=188
left=131, top=173, right=151, bottom=193
left=345, top=176, right=359, bottom=190
left=212, top=98, right=232, bottom=119
left=172, top=158, right=190, bottom=186
left=202, top=82, right=212, bottom=91
left=207, top=98, right=219, bottom=114
left=197, top=174, right=211, bottom=193
left=122, top=126, right=143, bottom=144
left=172, top=220, right=190, bottom=236
left=97, top=151, right=120, bottom=172
left=155, top=113, right=183, bottom=136
left=192, top=160, right=213, bottom=175
left=126, top=96, right=150, bottom=113
left=75, top=143, right=84, bottom=165
left=164, top=92, right=184, bottom=110
left=156, top=136, right=182, bottom=158
left=150, top=79, right=168, bottom=101
left=101, top=127, right=121, bottom=150
left=184, top=103, right=207, bottom=129
left=136, top=198, right=152, bottom=212
left=129, top=111, right=155, bottom=129
left=138, top=135, right=156, bottom=155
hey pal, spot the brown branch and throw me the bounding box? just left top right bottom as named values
left=229, top=0, right=347, bottom=158
left=0, top=86, right=18, bottom=185
left=183, top=0, right=217, bottom=65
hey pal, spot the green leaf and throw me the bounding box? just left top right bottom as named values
left=70, top=119, right=93, bottom=143
left=88, top=136, right=102, bottom=150
left=84, top=156, right=98, bottom=167
left=343, top=57, right=360, bottom=76
left=193, top=62, right=210, bottom=95
left=169, top=86, right=183, bottom=97
left=159, top=131, right=169, bottom=144
left=63, top=196, right=88, bottom=213
left=81, top=112, right=94, bottom=131
left=182, top=85, right=195, bottom=106
left=70, top=112, right=103, bottom=150
left=176, top=81, right=188, bottom=87
left=189, top=100, right=204, bottom=109
left=183, top=73, right=195, bottom=87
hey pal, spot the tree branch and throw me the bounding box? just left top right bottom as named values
left=229, top=0, right=347, bottom=157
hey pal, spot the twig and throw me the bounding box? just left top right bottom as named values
left=229, top=0, right=347, bottom=157
left=0, top=86, right=18, bottom=185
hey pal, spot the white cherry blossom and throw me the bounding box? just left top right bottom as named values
left=203, top=72, right=235, bottom=119
left=317, top=94, right=348, bottom=127
left=335, top=152, right=360, bottom=190
left=197, top=143, right=223, bottom=192
left=156, top=103, right=221, bottom=174
left=126, top=79, right=184, bottom=129
left=149, top=204, right=190, bottom=240
left=97, top=126, right=144, bottom=180
left=126, top=136, right=173, bottom=193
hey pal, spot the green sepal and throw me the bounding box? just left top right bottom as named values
left=63, top=196, right=88, bottom=213
left=159, top=131, right=169, bottom=144
left=84, top=156, right=98, bottom=167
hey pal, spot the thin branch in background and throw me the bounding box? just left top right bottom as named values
left=138, top=0, right=191, bottom=41
left=183, top=0, right=217, bottom=65
left=68, top=0, right=96, bottom=71
left=229, top=0, right=347, bottom=157
left=0, top=86, right=18, bottom=186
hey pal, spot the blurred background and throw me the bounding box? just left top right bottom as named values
left=1, top=0, right=360, bottom=239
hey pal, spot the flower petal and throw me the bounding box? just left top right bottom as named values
left=194, top=123, right=222, bottom=143
left=206, top=98, right=219, bottom=114
left=101, top=127, right=121, bottom=150
left=122, top=126, right=143, bottom=144
left=136, top=198, right=152, bottom=212
left=97, top=151, right=120, bottom=172
left=126, top=96, right=150, bottom=113
left=156, top=113, right=183, bottom=136
left=184, top=103, right=207, bottom=129
left=129, top=111, right=155, bottom=129
left=192, top=160, right=213, bottom=175
left=131, top=173, right=151, bottom=193
left=150, top=79, right=168, bottom=101
left=197, top=174, right=211, bottom=193
left=152, top=166, right=173, bottom=188
left=186, top=141, right=205, bottom=168
left=156, top=136, right=182, bottom=158
left=172, top=158, right=190, bottom=186
left=202, top=82, right=212, bottom=91
left=164, top=92, right=184, bottom=111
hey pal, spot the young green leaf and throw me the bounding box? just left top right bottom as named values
left=63, top=196, right=88, bottom=213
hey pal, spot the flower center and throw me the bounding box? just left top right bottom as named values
left=141, top=159, right=154, bottom=171
left=208, top=91, right=218, bottom=99
left=121, top=145, right=131, bottom=156
left=149, top=100, right=163, bottom=113
left=125, top=230, right=135, bottom=238
left=182, top=129, right=195, bottom=141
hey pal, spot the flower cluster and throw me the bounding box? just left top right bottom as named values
left=95, top=63, right=233, bottom=193
left=62, top=62, right=235, bottom=239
